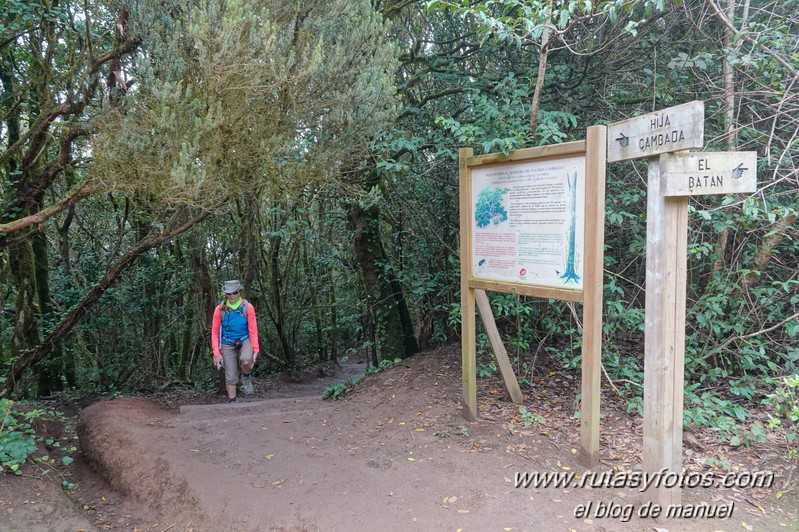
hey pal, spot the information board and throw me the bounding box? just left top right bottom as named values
left=459, top=127, right=607, bottom=466
left=470, top=155, right=586, bottom=290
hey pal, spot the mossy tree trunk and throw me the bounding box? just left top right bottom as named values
left=348, top=190, right=419, bottom=363
left=8, top=228, right=41, bottom=368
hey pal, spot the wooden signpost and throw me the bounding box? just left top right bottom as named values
left=660, top=152, right=758, bottom=197
left=607, top=101, right=758, bottom=509
left=459, top=126, right=607, bottom=466
left=607, top=100, right=705, bottom=162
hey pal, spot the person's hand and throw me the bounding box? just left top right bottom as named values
left=213, top=355, right=223, bottom=370
left=253, top=351, right=259, bottom=363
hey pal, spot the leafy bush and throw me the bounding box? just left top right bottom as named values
left=768, top=375, right=799, bottom=461
left=322, top=382, right=351, bottom=400
left=0, top=400, right=40, bottom=474
left=323, top=358, right=402, bottom=400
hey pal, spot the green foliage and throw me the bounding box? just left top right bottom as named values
left=94, top=0, right=398, bottom=205
left=366, top=358, right=402, bottom=376
left=322, top=382, right=349, bottom=401
left=477, top=362, right=498, bottom=378
left=0, top=400, right=70, bottom=474
left=323, top=358, right=401, bottom=400
left=0, top=400, right=36, bottom=474
left=768, top=375, right=799, bottom=458
left=434, top=74, right=536, bottom=154
left=426, top=0, right=675, bottom=46
left=518, top=406, right=545, bottom=426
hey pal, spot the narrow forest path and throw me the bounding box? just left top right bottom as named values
left=2, top=348, right=796, bottom=531
left=72, top=347, right=797, bottom=531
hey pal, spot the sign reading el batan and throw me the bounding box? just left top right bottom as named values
left=471, top=156, right=586, bottom=290
left=660, top=151, right=758, bottom=196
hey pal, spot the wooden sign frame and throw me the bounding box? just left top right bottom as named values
left=459, top=125, right=607, bottom=465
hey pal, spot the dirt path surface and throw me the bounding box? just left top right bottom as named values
left=2, top=347, right=798, bottom=531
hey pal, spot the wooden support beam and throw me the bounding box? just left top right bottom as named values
left=468, top=278, right=582, bottom=302
left=642, top=158, right=688, bottom=507
left=460, top=147, right=477, bottom=420
left=467, top=140, right=586, bottom=167
left=580, top=125, right=607, bottom=466
left=474, top=289, right=523, bottom=404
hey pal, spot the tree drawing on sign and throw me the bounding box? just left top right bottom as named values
left=559, top=170, right=580, bottom=284
left=475, top=187, right=510, bottom=228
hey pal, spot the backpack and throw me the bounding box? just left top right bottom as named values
left=219, top=298, right=249, bottom=348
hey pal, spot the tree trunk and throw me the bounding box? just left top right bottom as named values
left=268, top=233, right=297, bottom=367
left=241, top=194, right=261, bottom=305
left=722, top=0, right=737, bottom=149
left=301, top=239, right=326, bottom=362
left=740, top=211, right=798, bottom=293
left=32, top=223, right=65, bottom=394
left=529, top=1, right=553, bottom=145
left=349, top=200, right=419, bottom=361
left=709, top=0, right=738, bottom=282
left=328, top=267, right=339, bottom=363
left=8, top=230, right=41, bottom=363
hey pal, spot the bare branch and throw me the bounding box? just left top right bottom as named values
left=0, top=184, right=105, bottom=234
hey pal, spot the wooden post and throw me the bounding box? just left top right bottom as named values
left=580, top=125, right=607, bottom=466
left=459, top=147, right=477, bottom=420
left=474, top=289, right=523, bottom=404
left=607, top=101, right=706, bottom=506
left=642, top=158, right=688, bottom=507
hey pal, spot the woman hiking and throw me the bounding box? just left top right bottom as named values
left=211, top=280, right=260, bottom=403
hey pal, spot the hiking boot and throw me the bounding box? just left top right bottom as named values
left=241, top=374, right=254, bottom=396
left=228, top=397, right=238, bottom=404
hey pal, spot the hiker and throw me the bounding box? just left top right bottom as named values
left=211, top=280, right=260, bottom=403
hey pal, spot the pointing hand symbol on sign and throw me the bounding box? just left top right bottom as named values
left=615, top=133, right=629, bottom=148
left=732, top=163, right=747, bottom=179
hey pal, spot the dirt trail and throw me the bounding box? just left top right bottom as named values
left=2, top=348, right=796, bottom=531
left=70, top=348, right=797, bottom=531
left=79, top=383, right=581, bottom=531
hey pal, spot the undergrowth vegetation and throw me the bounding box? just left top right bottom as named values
left=0, top=399, right=76, bottom=487
left=323, top=358, right=402, bottom=401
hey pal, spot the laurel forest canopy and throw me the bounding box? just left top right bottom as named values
left=0, top=0, right=797, bottom=451
left=0, top=0, right=396, bottom=395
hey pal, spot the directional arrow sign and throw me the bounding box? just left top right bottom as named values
left=660, top=151, right=758, bottom=197
left=607, top=101, right=704, bottom=162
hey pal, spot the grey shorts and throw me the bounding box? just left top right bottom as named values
left=220, top=338, right=253, bottom=385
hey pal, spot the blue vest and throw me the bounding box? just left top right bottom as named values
left=220, top=300, right=249, bottom=345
